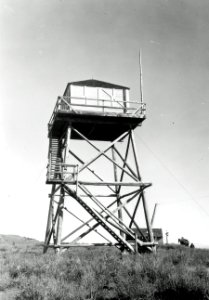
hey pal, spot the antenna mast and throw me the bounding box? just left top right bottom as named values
left=139, top=50, right=143, bottom=104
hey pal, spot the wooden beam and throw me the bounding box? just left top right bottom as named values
left=61, top=188, right=140, bottom=242
left=78, top=184, right=144, bottom=238
left=80, top=194, right=115, bottom=197
left=129, top=193, right=142, bottom=228
left=45, top=242, right=115, bottom=248
left=63, top=95, right=141, bottom=105
left=43, top=184, right=56, bottom=253
left=61, top=196, right=119, bottom=242
left=151, top=203, right=158, bottom=226
left=113, top=145, right=138, bottom=179
left=63, top=127, right=71, bottom=165
left=104, top=218, right=133, bottom=237
left=117, top=132, right=131, bottom=195
left=71, top=127, right=138, bottom=182
left=55, top=186, right=65, bottom=252
left=130, top=130, right=141, bottom=180
left=122, top=196, right=147, bottom=241
left=60, top=202, right=112, bottom=243
left=130, top=130, right=154, bottom=244
left=44, top=195, right=60, bottom=250
left=47, top=179, right=151, bottom=187
left=78, top=184, right=125, bottom=227
left=63, top=185, right=135, bottom=252
left=73, top=181, right=151, bottom=187
left=60, top=102, right=136, bottom=111
left=71, top=187, right=141, bottom=243
left=112, top=146, right=123, bottom=237
left=65, top=129, right=130, bottom=182
left=68, top=148, right=115, bottom=193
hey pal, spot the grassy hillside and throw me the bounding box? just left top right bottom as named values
left=0, top=236, right=209, bottom=300
left=0, top=234, right=40, bottom=249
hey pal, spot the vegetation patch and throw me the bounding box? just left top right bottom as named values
left=0, top=238, right=209, bottom=299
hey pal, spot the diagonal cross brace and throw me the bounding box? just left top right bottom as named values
left=78, top=184, right=136, bottom=236
left=63, top=184, right=136, bottom=252
left=61, top=188, right=139, bottom=242
left=68, top=148, right=115, bottom=194
left=68, top=185, right=145, bottom=246
left=70, top=128, right=138, bottom=182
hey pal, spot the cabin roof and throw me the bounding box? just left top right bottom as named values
left=64, top=79, right=130, bottom=95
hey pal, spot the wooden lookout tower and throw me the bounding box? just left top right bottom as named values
left=44, top=79, right=155, bottom=253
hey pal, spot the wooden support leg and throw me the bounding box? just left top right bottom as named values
left=52, top=126, right=71, bottom=252
left=141, top=192, right=154, bottom=242
left=130, top=130, right=154, bottom=244
left=112, top=146, right=124, bottom=237
left=129, top=193, right=142, bottom=228
left=43, top=184, right=56, bottom=253
left=55, top=186, right=65, bottom=252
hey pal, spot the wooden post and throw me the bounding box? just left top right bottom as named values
left=117, top=133, right=131, bottom=196
left=151, top=203, right=158, bottom=226
left=113, top=146, right=138, bottom=179
left=43, top=184, right=56, bottom=253
left=44, top=186, right=61, bottom=253
left=54, top=127, right=71, bottom=252
left=76, top=164, right=79, bottom=196
left=63, top=127, right=71, bottom=162
left=130, top=130, right=154, bottom=245
left=62, top=127, right=71, bottom=180
left=112, top=146, right=124, bottom=237
left=56, top=186, right=65, bottom=252
left=129, top=193, right=142, bottom=228
left=123, top=89, right=130, bottom=113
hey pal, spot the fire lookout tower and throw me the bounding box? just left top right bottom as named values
left=44, top=79, right=155, bottom=253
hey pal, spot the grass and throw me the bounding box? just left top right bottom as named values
left=0, top=237, right=209, bottom=299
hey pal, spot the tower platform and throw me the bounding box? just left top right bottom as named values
left=48, top=107, right=145, bottom=141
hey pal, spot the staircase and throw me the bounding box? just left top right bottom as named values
left=64, top=185, right=135, bottom=252
left=48, top=138, right=62, bottom=180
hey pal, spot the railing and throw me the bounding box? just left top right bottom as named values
left=48, top=96, right=146, bottom=127
left=47, top=163, right=79, bottom=182
left=47, top=163, right=151, bottom=188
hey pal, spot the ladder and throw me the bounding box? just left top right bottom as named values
left=49, top=138, right=62, bottom=180
left=64, top=185, right=135, bottom=252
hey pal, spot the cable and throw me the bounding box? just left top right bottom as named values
left=135, top=133, right=209, bottom=218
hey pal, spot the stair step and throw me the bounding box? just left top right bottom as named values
left=64, top=185, right=134, bottom=253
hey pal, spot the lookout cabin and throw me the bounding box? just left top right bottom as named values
left=48, top=79, right=146, bottom=141
left=64, top=79, right=130, bottom=113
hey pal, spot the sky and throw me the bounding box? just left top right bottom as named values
left=0, top=0, right=209, bottom=247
